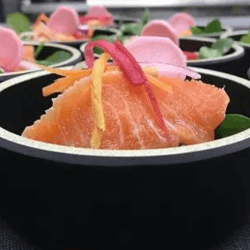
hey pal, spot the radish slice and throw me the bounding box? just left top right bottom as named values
left=48, top=5, right=80, bottom=35
left=18, top=60, right=40, bottom=70
left=125, top=36, right=186, bottom=67
left=139, top=63, right=200, bottom=80
left=0, top=27, right=23, bottom=72
left=141, top=20, right=178, bottom=44
left=168, top=12, right=196, bottom=34
left=80, top=5, right=114, bottom=26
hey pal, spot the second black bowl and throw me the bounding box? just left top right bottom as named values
left=180, top=36, right=245, bottom=77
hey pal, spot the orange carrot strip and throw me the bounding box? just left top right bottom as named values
left=42, top=76, right=76, bottom=96
left=145, top=73, right=173, bottom=94
left=35, top=64, right=92, bottom=78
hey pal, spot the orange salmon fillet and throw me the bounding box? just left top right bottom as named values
left=22, top=70, right=230, bottom=149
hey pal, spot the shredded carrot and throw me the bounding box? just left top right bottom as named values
left=36, top=64, right=92, bottom=78
left=33, top=13, right=50, bottom=27
left=145, top=73, right=173, bottom=94
left=42, top=76, right=76, bottom=96
left=90, top=52, right=110, bottom=148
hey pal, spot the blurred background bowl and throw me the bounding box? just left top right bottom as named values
left=0, top=41, right=82, bottom=83
left=182, top=36, right=245, bottom=76
left=20, top=27, right=121, bottom=49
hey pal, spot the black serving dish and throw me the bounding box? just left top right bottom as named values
left=113, top=16, right=140, bottom=28
left=0, top=68, right=250, bottom=249
left=20, top=27, right=121, bottom=49
left=180, top=36, right=245, bottom=76
left=0, top=41, right=82, bottom=83
left=221, top=30, right=250, bottom=79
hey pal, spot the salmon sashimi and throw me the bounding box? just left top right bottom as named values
left=22, top=68, right=229, bottom=150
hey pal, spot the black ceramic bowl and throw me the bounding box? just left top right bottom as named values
left=1, top=68, right=250, bottom=249
left=192, top=25, right=232, bottom=39
left=181, top=36, right=245, bottom=76
left=221, top=30, right=250, bottom=79
left=20, top=27, right=121, bottom=49
left=113, top=16, right=140, bottom=28
left=0, top=41, right=82, bottom=83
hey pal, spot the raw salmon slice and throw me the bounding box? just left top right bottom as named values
left=22, top=69, right=229, bottom=149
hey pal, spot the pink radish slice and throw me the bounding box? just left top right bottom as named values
left=125, top=36, right=186, bottom=67
left=87, top=5, right=111, bottom=18
left=48, top=5, right=80, bottom=35
left=83, top=5, right=113, bottom=25
left=141, top=20, right=178, bottom=44
left=168, top=12, right=196, bottom=34
left=0, top=27, right=23, bottom=72
left=18, top=61, right=39, bottom=70
left=124, top=36, right=201, bottom=79
left=140, top=63, right=200, bottom=79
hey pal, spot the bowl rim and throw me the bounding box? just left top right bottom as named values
left=220, top=29, right=250, bottom=48
left=113, top=16, right=140, bottom=23
left=0, top=41, right=81, bottom=77
left=20, top=27, right=122, bottom=46
left=191, top=26, right=233, bottom=38
left=181, top=36, right=245, bottom=65
left=0, top=66, right=250, bottom=166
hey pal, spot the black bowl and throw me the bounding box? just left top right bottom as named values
left=0, top=68, right=250, bottom=249
left=20, top=27, right=121, bottom=49
left=192, top=25, right=232, bottom=39
left=0, top=41, right=82, bottom=83
left=221, top=30, right=250, bottom=79
left=180, top=36, right=245, bottom=76
left=113, top=16, right=140, bottom=28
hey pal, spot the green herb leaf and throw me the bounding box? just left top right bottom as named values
left=215, top=114, right=250, bottom=139
left=91, top=35, right=116, bottom=42
left=120, top=23, right=141, bottom=36
left=7, top=12, right=30, bottom=34
left=36, top=51, right=72, bottom=66
left=191, top=19, right=222, bottom=35
left=138, top=8, right=149, bottom=33
left=204, top=19, right=222, bottom=33
left=240, top=33, right=250, bottom=44
left=198, top=46, right=222, bottom=59
left=119, top=8, right=149, bottom=38
left=190, top=26, right=203, bottom=35
left=91, top=35, right=117, bottom=54
left=211, top=38, right=233, bottom=54
left=34, top=43, right=45, bottom=58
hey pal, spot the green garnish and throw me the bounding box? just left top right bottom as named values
left=198, top=38, right=233, bottom=59
left=7, top=12, right=30, bottom=34
left=34, top=43, right=45, bottom=58
left=215, top=114, right=250, bottom=139
left=240, top=32, right=250, bottom=43
left=36, top=51, right=72, bottom=66
left=91, top=35, right=116, bottom=54
left=191, top=18, right=223, bottom=35
left=118, top=8, right=149, bottom=42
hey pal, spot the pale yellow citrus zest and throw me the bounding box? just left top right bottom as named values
left=145, top=73, right=173, bottom=94
left=90, top=52, right=110, bottom=149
